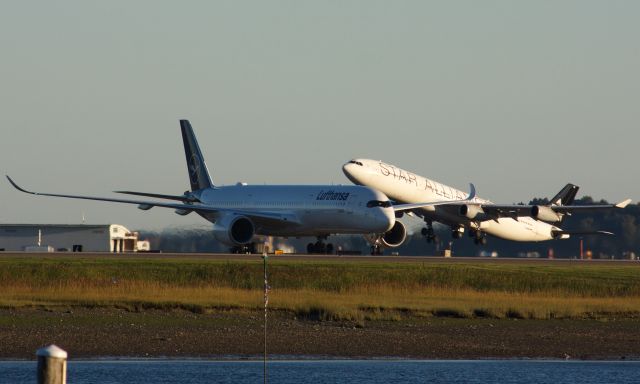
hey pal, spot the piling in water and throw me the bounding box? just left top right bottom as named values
left=37, top=345, right=67, bottom=384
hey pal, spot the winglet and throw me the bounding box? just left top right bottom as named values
left=467, top=183, right=476, bottom=201
left=6, top=176, right=36, bottom=195
left=616, top=199, right=632, bottom=209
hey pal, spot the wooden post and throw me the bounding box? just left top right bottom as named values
left=37, top=345, right=67, bottom=384
left=262, top=253, right=269, bottom=384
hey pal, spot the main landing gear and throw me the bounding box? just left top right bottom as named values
left=421, top=222, right=439, bottom=244
left=471, top=230, right=487, bottom=245
left=370, top=244, right=383, bottom=256
left=230, top=243, right=256, bottom=254
left=451, top=226, right=464, bottom=239
left=307, top=237, right=334, bottom=254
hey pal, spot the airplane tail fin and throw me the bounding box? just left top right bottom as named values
left=550, top=183, right=579, bottom=206
left=180, top=120, right=214, bottom=191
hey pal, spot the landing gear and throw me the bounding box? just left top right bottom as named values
left=421, top=221, right=438, bottom=244
left=230, top=243, right=256, bottom=254
left=451, top=226, right=464, bottom=239
left=307, top=237, right=334, bottom=254
left=370, top=244, right=383, bottom=256
left=471, top=230, right=487, bottom=245
left=326, top=243, right=334, bottom=254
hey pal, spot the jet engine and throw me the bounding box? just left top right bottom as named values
left=212, top=215, right=255, bottom=245
left=459, top=204, right=483, bottom=219
left=531, top=206, right=562, bottom=223
left=365, top=221, right=407, bottom=249
left=381, top=221, right=407, bottom=247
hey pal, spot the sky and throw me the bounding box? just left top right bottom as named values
left=0, top=1, right=638, bottom=230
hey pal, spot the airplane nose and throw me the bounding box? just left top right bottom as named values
left=342, top=162, right=353, bottom=175
left=342, top=163, right=362, bottom=185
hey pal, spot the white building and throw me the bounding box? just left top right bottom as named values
left=0, top=224, right=144, bottom=252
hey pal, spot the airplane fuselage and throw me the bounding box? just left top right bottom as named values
left=343, top=159, right=562, bottom=242
left=191, top=184, right=395, bottom=237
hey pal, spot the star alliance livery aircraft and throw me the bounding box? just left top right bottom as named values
left=343, top=159, right=631, bottom=245
left=7, top=120, right=474, bottom=254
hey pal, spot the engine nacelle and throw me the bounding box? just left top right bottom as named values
left=531, top=206, right=562, bottom=223
left=212, top=215, right=255, bottom=245
left=381, top=221, right=407, bottom=248
left=459, top=204, right=483, bottom=219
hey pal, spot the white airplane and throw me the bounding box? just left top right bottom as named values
left=7, top=120, right=474, bottom=254
left=343, top=159, right=631, bottom=245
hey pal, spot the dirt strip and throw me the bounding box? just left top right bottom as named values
left=1, top=308, right=639, bottom=360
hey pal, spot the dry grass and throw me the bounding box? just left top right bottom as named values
left=2, top=257, right=640, bottom=320
left=2, top=279, right=639, bottom=321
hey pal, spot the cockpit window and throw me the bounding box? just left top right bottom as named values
left=367, top=200, right=392, bottom=208
left=348, top=160, right=363, bottom=166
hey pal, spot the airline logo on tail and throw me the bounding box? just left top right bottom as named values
left=189, top=154, right=201, bottom=184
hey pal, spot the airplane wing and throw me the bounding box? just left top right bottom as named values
left=477, top=199, right=631, bottom=221
left=6, top=176, right=301, bottom=226
left=114, top=190, right=201, bottom=203
left=393, top=183, right=476, bottom=212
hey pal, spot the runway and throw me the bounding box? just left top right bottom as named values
left=1, top=251, right=639, bottom=265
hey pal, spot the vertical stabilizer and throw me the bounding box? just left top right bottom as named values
left=180, top=120, right=214, bottom=191
left=550, top=183, right=579, bottom=206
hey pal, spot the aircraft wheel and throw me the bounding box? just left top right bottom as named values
left=326, top=243, right=334, bottom=254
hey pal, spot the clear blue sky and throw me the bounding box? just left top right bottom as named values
left=1, top=1, right=638, bottom=230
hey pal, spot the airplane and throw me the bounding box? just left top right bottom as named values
left=343, top=158, right=632, bottom=245
left=7, top=120, right=474, bottom=254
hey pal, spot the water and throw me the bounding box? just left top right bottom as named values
left=2, top=359, right=639, bottom=384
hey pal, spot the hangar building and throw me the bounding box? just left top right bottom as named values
left=0, top=224, right=145, bottom=252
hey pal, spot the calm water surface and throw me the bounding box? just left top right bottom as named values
left=2, top=359, right=639, bottom=383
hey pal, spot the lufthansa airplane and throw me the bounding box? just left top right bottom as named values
left=7, top=120, right=473, bottom=254
left=343, top=159, right=631, bottom=245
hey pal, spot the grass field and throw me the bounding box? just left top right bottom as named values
left=1, top=256, right=639, bottom=321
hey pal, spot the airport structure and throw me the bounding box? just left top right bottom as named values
left=0, top=224, right=148, bottom=252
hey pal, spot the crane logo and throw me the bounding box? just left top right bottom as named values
left=189, top=154, right=201, bottom=183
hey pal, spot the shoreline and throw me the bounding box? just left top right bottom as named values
left=2, top=307, right=639, bottom=361
left=4, top=357, right=640, bottom=362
